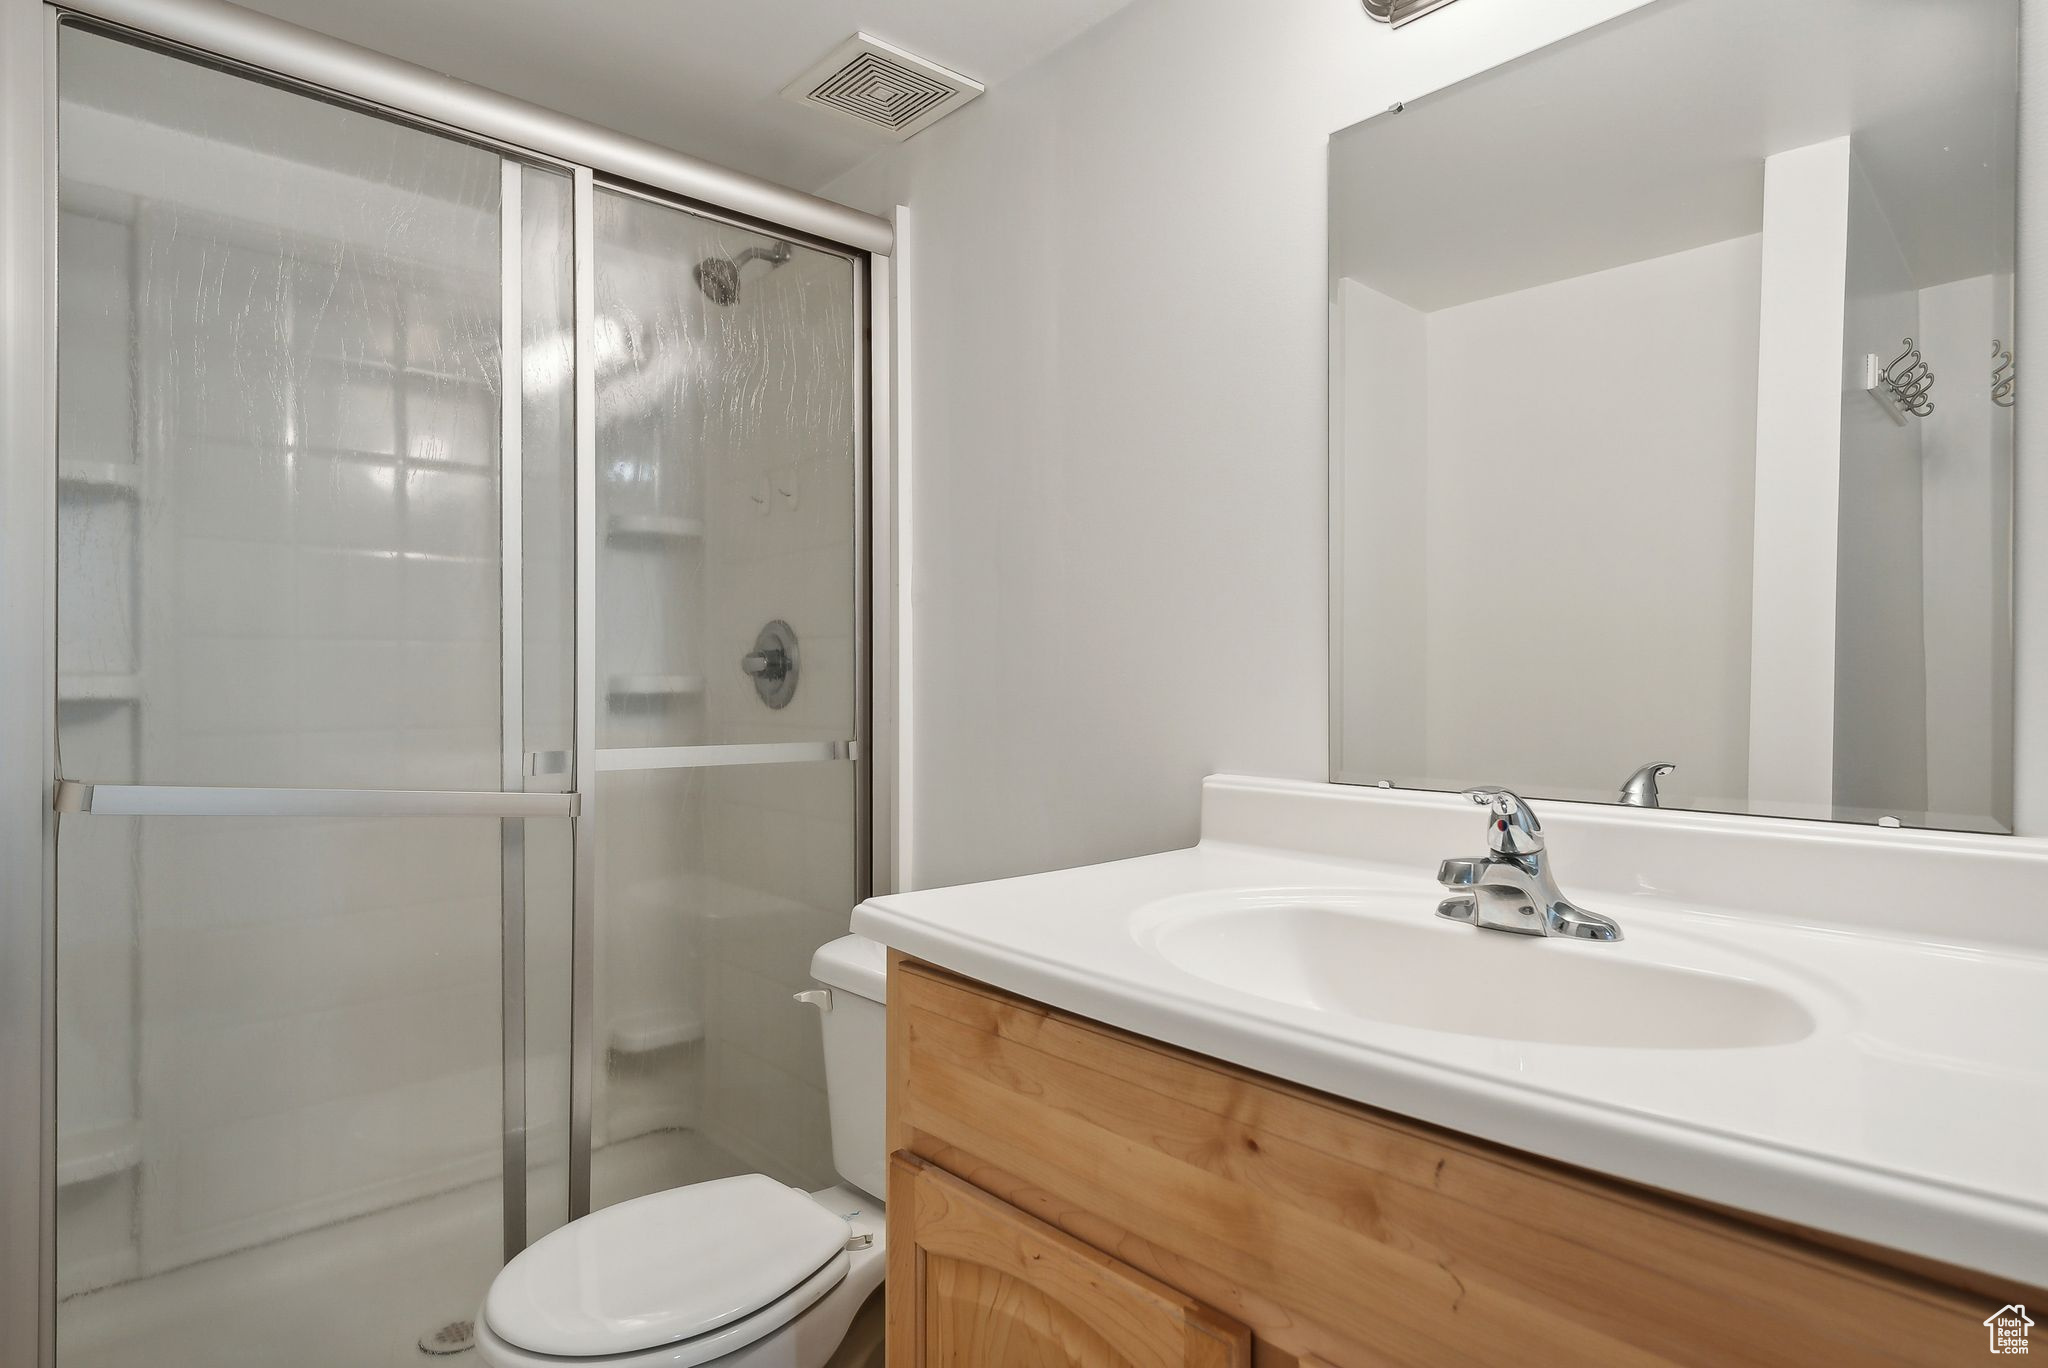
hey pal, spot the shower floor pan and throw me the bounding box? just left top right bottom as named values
left=55, top=1131, right=747, bottom=1368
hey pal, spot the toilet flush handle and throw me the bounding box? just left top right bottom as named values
left=793, top=989, right=833, bottom=1012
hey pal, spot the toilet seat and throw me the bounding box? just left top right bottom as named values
left=475, top=1252, right=851, bottom=1368
left=483, top=1175, right=855, bottom=1364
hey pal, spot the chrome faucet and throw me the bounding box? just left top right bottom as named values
left=1436, top=787, right=1622, bottom=942
left=1618, top=761, right=1675, bottom=808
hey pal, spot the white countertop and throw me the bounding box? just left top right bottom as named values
left=852, top=776, right=2048, bottom=1287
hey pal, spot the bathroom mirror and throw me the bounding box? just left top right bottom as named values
left=1328, top=0, right=2020, bottom=833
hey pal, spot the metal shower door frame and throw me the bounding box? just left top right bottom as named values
left=1, top=3, right=891, bottom=1363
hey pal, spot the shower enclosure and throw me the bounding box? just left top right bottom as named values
left=7, top=9, right=884, bottom=1366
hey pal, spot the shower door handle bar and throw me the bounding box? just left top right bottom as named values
left=52, top=780, right=579, bottom=819
left=594, top=740, right=856, bottom=772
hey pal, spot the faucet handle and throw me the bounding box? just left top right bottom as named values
left=1437, top=857, right=1484, bottom=887
left=1461, top=787, right=1545, bottom=856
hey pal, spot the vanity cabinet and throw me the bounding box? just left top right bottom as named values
left=888, top=1153, right=1250, bottom=1366
left=885, top=955, right=2036, bottom=1368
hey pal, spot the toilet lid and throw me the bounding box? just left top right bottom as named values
left=486, top=1175, right=851, bottom=1358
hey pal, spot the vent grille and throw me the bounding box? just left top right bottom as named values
left=1363, top=0, right=1463, bottom=26
left=782, top=35, right=983, bottom=141
left=811, top=53, right=955, bottom=131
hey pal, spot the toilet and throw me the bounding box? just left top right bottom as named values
left=476, top=935, right=889, bottom=1368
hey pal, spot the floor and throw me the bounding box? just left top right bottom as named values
left=56, top=1131, right=749, bottom=1368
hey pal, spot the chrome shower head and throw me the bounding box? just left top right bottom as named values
left=693, top=241, right=795, bottom=306
left=693, top=256, right=742, bottom=307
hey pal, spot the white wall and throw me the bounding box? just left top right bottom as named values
left=1415, top=236, right=1761, bottom=807
left=825, top=0, right=1658, bottom=887
left=2018, top=0, right=2048, bottom=834
left=1339, top=238, right=1761, bottom=809
left=1746, top=138, right=1852, bottom=816
left=1333, top=279, right=1428, bottom=784
left=1832, top=153, right=1929, bottom=819
left=1919, top=273, right=2015, bottom=830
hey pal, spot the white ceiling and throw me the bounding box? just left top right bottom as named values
left=1332, top=0, right=2019, bottom=312
left=225, top=0, right=1143, bottom=191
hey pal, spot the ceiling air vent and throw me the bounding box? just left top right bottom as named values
left=781, top=34, right=983, bottom=141
left=1363, top=0, right=1464, bottom=26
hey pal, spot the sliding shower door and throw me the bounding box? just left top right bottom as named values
left=46, top=16, right=870, bottom=1368
left=53, top=26, right=574, bottom=1367
left=589, top=188, right=863, bottom=1211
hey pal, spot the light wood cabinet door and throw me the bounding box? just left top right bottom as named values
left=888, top=1153, right=1250, bottom=1368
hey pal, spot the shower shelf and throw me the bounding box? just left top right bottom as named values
left=57, top=1120, right=143, bottom=1188
left=57, top=461, right=142, bottom=496
left=59, top=673, right=142, bottom=704
left=606, top=673, right=706, bottom=700
left=607, top=514, right=704, bottom=542
left=607, top=1010, right=705, bottom=1056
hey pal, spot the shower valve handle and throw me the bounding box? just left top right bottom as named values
left=743, top=645, right=792, bottom=681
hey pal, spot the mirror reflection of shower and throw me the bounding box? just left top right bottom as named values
left=693, top=240, right=794, bottom=305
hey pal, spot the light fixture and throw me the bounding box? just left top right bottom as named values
left=1363, top=0, right=1463, bottom=26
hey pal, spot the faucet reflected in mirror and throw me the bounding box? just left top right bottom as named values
left=1619, top=762, right=1675, bottom=809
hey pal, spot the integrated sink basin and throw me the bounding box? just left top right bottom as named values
left=856, top=777, right=2048, bottom=1285
left=1134, top=887, right=1818, bottom=1050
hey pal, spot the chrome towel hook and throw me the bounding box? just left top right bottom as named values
left=1880, top=338, right=1936, bottom=417
left=1994, top=339, right=2016, bottom=409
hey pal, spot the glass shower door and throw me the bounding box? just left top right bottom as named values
left=52, top=26, right=572, bottom=1367
left=590, top=187, right=864, bottom=1211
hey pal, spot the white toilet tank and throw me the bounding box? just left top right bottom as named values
left=807, top=935, right=888, bottom=1202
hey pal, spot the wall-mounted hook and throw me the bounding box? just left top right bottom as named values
left=1881, top=338, right=1935, bottom=417
left=1866, top=337, right=1934, bottom=423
